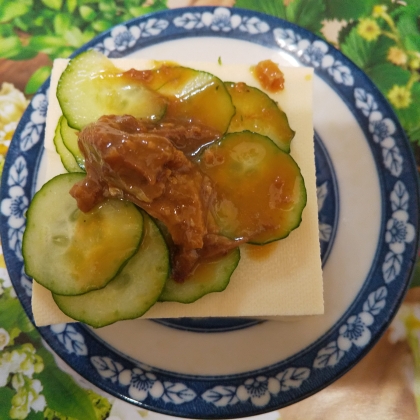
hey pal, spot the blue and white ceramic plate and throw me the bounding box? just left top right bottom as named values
left=1, top=7, right=419, bottom=418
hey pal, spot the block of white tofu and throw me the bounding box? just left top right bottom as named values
left=32, top=57, right=323, bottom=326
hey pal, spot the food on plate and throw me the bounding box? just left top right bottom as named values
left=53, top=211, right=169, bottom=328
left=124, top=64, right=235, bottom=135
left=198, top=131, right=306, bottom=244
left=251, top=59, right=286, bottom=93
left=29, top=52, right=323, bottom=326
left=59, top=115, right=85, bottom=170
left=53, top=116, right=83, bottom=173
left=224, top=81, right=294, bottom=152
left=69, top=114, right=242, bottom=281
left=23, top=172, right=144, bottom=296
left=56, top=51, right=167, bottom=130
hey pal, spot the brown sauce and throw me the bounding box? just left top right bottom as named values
left=70, top=115, right=241, bottom=282
left=252, top=60, right=285, bottom=92
left=70, top=64, right=295, bottom=281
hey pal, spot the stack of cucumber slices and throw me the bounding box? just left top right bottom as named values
left=23, top=50, right=306, bottom=327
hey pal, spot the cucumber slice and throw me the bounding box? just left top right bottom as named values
left=225, top=82, right=295, bottom=153
left=23, top=173, right=144, bottom=296
left=159, top=248, right=240, bottom=303
left=53, top=212, right=169, bottom=327
left=137, top=65, right=235, bottom=134
left=60, top=116, right=85, bottom=171
left=57, top=50, right=167, bottom=130
left=198, top=131, right=307, bottom=244
left=53, top=116, right=84, bottom=173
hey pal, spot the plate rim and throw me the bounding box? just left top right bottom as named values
left=1, top=6, right=419, bottom=418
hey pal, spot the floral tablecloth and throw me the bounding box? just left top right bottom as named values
left=0, top=0, right=419, bottom=419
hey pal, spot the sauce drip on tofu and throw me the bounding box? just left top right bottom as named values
left=252, top=60, right=285, bottom=93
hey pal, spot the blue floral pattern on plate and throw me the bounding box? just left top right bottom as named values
left=19, top=91, right=48, bottom=152
left=1, top=7, right=418, bottom=418
left=314, top=133, right=338, bottom=263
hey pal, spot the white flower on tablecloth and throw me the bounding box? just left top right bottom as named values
left=0, top=344, right=44, bottom=388
left=385, top=210, right=416, bottom=254
left=0, top=361, right=10, bottom=387
left=15, top=344, right=43, bottom=377
left=388, top=303, right=420, bottom=348
left=388, top=304, right=418, bottom=343
left=0, top=267, right=14, bottom=297
left=10, top=374, right=46, bottom=419
left=0, top=328, right=10, bottom=351
left=0, top=350, right=25, bottom=380
left=0, top=83, right=28, bottom=142
left=0, top=267, right=11, bottom=289
left=337, top=311, right=374, bottom=351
